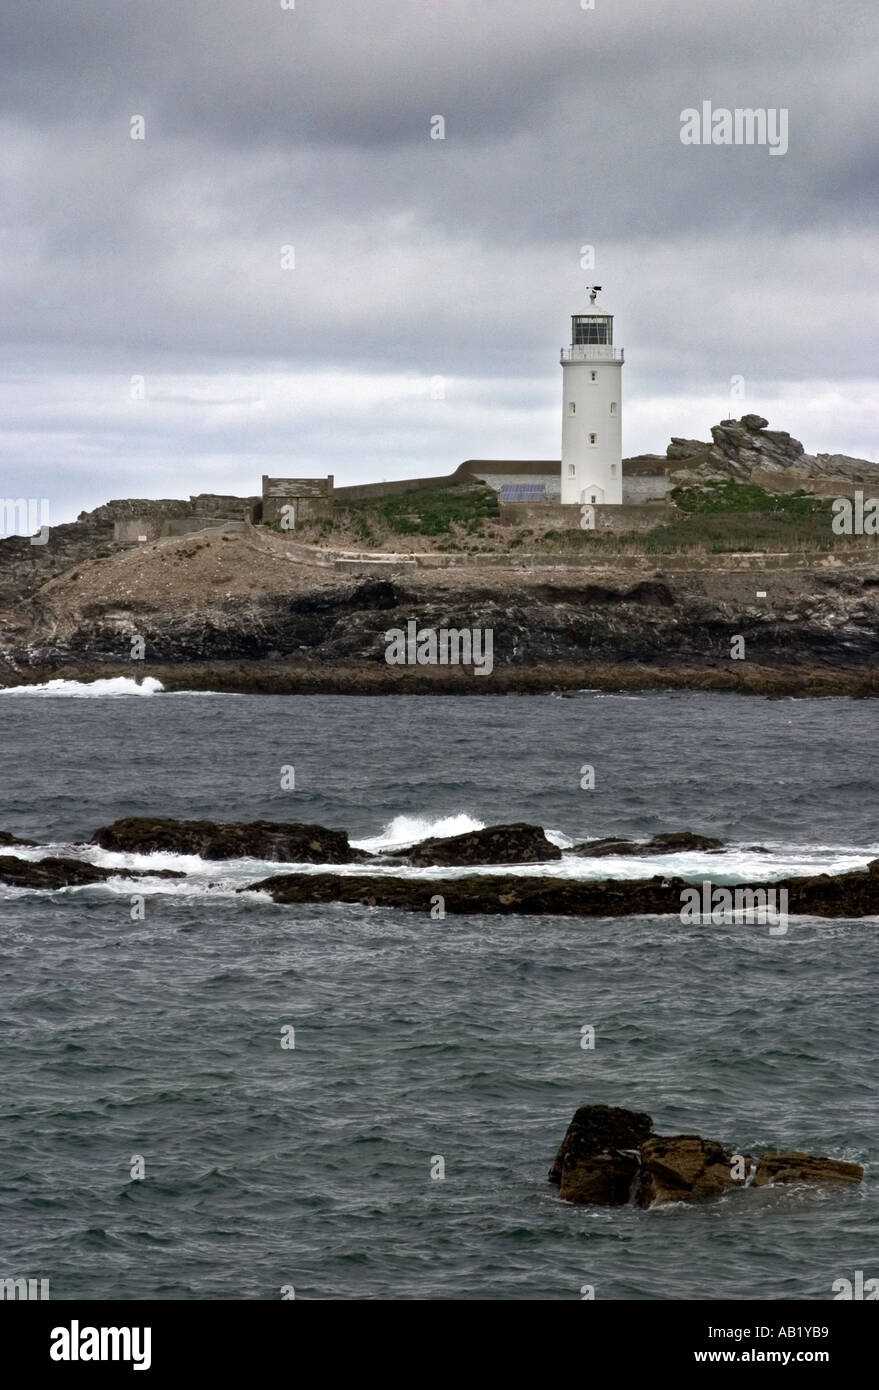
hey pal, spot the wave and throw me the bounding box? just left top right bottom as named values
left=351, top=812, right=486, bottom=854
left=0, top=676, right=164, bottom=698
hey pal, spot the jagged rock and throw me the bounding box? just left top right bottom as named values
left=0, top=856, right=185, bottom=889
left=753, top=1151, right=864, bottom=1187
left=401, top=822, right=561, bottom=868
left=0, top=830, right=39, bottom=847
left=91, top=817, right=364, bottom=863
left=569, top=830, right=724, bottom=857
left=637, top=1135, right=737, bottom=1208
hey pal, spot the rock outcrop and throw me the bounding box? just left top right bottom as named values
left=549, top=1106, right=863, bottom=1208
left=91, top=817, right=364, bottom=863
left=0, top=856, right=184, bottom=889
left=245, top=856, right=879, bottom=917
left=668, top=415, right=879, bottom=487
left=399, top=822, right=561, bottom=868
left=569, top=831, right=724, bottom=857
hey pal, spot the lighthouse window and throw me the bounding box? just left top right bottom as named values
left=589, top=433, right=597, bottom=446
left=590, top=371, right=597, bottom=382
left=568, top=402, right=576, bottom=415
left=573, top=317, right=609, bottom=345
left=567, top=463, right=576, bottom=477
left=610, top=401, right=617, bottom=414
left=610, top=464, right=617, bottom=476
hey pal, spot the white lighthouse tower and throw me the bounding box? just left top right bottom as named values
left=559, top=286, right=624, bottom=506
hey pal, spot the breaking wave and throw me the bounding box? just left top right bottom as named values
left=0, top=676, right=165, bottom=698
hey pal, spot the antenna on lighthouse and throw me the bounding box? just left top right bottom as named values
left=587, top=285, right=602, bottom=304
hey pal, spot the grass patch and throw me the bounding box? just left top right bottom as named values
left=336, top=482, right=499, bottom=538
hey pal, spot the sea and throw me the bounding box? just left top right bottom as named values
left=0, top=681, right=875, bottom=1300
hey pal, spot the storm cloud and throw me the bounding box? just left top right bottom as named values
left=1, top=0, right=877, bottom=522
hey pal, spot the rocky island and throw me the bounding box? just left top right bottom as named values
left=1, top=415, right=879, bottom=696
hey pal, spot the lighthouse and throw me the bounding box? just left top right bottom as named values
left=559, top=286, right=624, bottom=506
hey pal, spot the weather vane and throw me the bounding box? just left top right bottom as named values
left=586, top=285, right=602, bottom=305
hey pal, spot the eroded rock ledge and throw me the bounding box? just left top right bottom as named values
left=549, top=1105, right=863, bottom=1208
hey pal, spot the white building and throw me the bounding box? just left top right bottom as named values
left=559, top=288, right=624, bottom=505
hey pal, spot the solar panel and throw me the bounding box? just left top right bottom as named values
left=499, top=484, right=546, bottom=502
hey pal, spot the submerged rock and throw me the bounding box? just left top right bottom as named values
left=753, top=1151, right=864, bottom=1188
left=549, top=1106, right=863, bottom=1209
left=91, top=817, right=364, bottom=863
left=0, top=856, right=185, bottom=889
left=400, top=822, right=561, bottom=868
left=569, top=830, right=724, bottom=857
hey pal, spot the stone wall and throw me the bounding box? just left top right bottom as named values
left=82, top=494, right=257, bottom=525
left=262, top=476, right=334, bottom=525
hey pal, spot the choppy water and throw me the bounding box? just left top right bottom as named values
left=0, top=687, right=875, bottom=1299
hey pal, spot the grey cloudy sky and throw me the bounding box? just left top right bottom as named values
left=2, top=0, right=877, bottom=523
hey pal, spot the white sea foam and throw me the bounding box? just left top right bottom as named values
left=0, top=676, right=164, bottom=698
left=351, top=812, right=485, bottom=854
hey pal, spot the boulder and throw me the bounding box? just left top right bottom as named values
left=753, top=1151, right=864, bottom=1187
left=549, top=1103, right=653, bottom=1179
left=569, top=831, right=724, bottom=857
left=549, top=1105, right=653, bottom=1204
left=0, top=856, right=185, bottom=889
left=637, top=1135, right=737, bottom=1208
left=91, top=817, right=363, bottom=863
left=402, top=822, right=561, bottom=868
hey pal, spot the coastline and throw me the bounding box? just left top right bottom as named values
left=2, top=659, right=878, bottom=697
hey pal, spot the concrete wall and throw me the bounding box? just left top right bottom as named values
left=499, top=501, right=580, bottom=528
left=334, top=474, right=453, bottom=502
left=593, top=503, right=677, bottom=532
left=113, top=517, right=248, bottom=544
left=623, top=473, right=672, bottom=504
left=499, top=501, right=677, bottom=532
